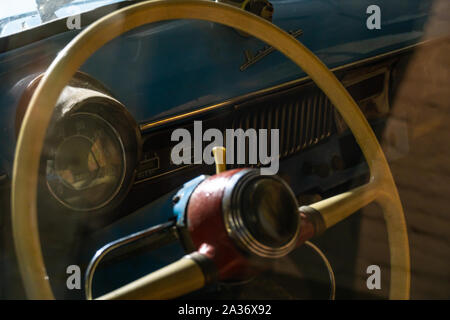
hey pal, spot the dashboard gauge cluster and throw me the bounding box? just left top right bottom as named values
left=46, top=112, right=126, bottom=211
left=40, top=73, right=142, bottom=213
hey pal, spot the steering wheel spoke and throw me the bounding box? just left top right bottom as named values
left=306, top=180, right=381, bottom=231
left=97, top=254, right=207, bottom=300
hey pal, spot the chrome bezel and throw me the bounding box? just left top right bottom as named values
left=46, top=112, right=127, bottom=212
left=41, top=78, right=142, bottom=214
left=222, top=169, right=300, bottom=258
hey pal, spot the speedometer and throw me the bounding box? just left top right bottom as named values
left=35, top=75, right=142, bottom=213
left=46, top=112, right=126, bottom=211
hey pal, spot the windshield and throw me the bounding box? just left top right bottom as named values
left=0, top=0, right=126, bottom=37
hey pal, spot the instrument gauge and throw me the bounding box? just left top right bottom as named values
left=18, top=72, right=141, bottom=214
left=46, top=112, right=126, bottom=211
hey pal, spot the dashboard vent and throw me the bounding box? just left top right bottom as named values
left=230, top=86, right=336, bottom=165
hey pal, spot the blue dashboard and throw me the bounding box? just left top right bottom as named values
left=0, top=0, right=435, bottom=176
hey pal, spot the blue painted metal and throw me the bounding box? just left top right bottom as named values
left=0, top=0, right=437, bottom=175
left=173, top=174, right=208, bottom=223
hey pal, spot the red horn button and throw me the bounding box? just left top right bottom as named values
left=186, top=169, right=251, bottom=280
left=186, top=168, right=319, bottom=281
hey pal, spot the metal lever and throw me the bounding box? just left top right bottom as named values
left=212, top=146, right=227, bottom=174
left=84, top=221, right=177, bottom=300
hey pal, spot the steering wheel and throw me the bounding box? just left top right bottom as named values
left=12, top=0, right=410, bottom=299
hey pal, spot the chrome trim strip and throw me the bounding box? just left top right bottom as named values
left=304, top=241, right=336, bottom=300
left=84, top=221, right=177, bottom=300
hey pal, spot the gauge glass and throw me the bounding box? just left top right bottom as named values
left=240, top=178, right=299, bottom=247
left=46, top=112, right=126, bottom=211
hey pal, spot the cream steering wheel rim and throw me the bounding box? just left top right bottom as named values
left=12, top=0, right=410, bottom=299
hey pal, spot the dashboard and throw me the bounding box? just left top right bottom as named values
left=23, top=47, right=397, bottom=230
